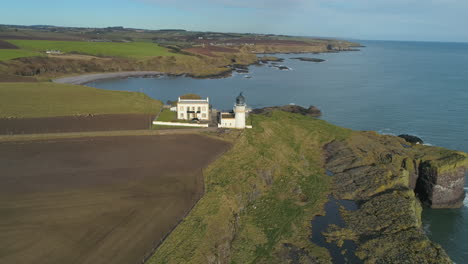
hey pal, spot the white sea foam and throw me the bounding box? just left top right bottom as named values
left=423, top=223, right=431, bottom=235
left=377, top=128, right=395, bottom=136
left=464, top=195, right=468, bottom=208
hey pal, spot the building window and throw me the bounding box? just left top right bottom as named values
left=202, top=106, right=206, bottom=111
left=197, top=106, right=201, bottom=111
left=180, top=106, right=184, bottom=111
left=192, top=106, right=195, bottom=111
left=180, top=113, right=184, bottom=118
left=202, top=113, right=206, bottom=118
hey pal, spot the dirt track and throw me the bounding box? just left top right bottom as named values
left=0, top=40, right=18, bottom=49
left=0, top=134, right=230, bottom=264
left=185, top=46, right=238, bottom=57
left=0, top=74, right=37, bottom=82
left=0, top=114, right=155, bottom=135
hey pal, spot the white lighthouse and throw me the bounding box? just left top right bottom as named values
left=218, top=93, right=252, bottom=129
left=234, top=93, right=246, bottom=129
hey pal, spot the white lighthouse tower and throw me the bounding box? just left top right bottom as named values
left=234, top=93, right=246, bottom=129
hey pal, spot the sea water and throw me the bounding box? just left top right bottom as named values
left=88, top=40, right=468, bottom=262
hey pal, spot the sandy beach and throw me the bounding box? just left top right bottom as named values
left=53, top=71, right=163, bottom=85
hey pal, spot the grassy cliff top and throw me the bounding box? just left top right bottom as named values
left=0, top=82, right=162, bottom=118
left=150, top=111, right=351, bottom=264
left=149, top=110, right=463, bottom=263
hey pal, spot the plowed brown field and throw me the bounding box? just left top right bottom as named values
left=0, top=134, right=230, bottom=264
left=0, top=114, right=155, bottom=135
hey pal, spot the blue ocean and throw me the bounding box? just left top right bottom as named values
left=88, top=40, right=468, bottom=262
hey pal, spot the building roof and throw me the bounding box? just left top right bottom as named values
left=236, top=92, right=246, bottom=106
left=177, top=100, right=209, bottom=104
left=221, top=113, right=235, bottom=119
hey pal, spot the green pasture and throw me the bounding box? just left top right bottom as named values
left=156, top=108, right=177, bottom=122
left=0, top=82, right=162, bottom=118
left=0, top=49, right=42, bottom=61
left=5, top=40, right=175, bottom=59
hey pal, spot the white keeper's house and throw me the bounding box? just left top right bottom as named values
left=177, top=96, right=210, bottom=121
left=218, top=93, right=251, bottom=129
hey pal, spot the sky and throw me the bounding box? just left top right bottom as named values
left=1, top=0, right=467, bottom=42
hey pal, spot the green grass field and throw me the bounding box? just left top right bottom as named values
left=156, top=108, right=177, bottom=122
left=0, top=82, right=162, bottom=118
left=0, top=49, right=42, bottom=61
left=5, top=40, right=175, bottom=59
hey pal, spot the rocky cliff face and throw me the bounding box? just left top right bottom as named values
left=326, top=132, right=467, bottom=208
left=252, top=105, right=322, bottom=117
left=324, top=131, right=468, bottom=263
left=415, top=157, right=467, bottom=208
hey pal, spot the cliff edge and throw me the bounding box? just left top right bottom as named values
left=149, top=110, right=466, bottom=263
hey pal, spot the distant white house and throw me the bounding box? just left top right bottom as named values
left=46, top=50, right=62, bottom=55
left=218, top=93, right=252, bottom=129
left=177, top=97, right=210, bottom=121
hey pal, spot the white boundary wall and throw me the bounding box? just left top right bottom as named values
left=153, top=121, right=209, bottom=128
left=218, top=124, right=253, bottom=129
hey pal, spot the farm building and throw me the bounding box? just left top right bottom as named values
left=46, top=50, right=62, bottom=54
left=176, top=97, right=210, bottom=121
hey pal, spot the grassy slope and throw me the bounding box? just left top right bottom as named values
left=149, top=111, right=352, bottom=263
left=0, top=82, right=162, bottom=118
left=1, top=46, right=257, bottom=79
left=0, top=49, right=42, bottom=61
left=5, top=40, right=174, bottom=59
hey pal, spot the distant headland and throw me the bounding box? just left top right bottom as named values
left=0, top=24, right=361, bottom=82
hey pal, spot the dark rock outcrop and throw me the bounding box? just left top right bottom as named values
left=258, top=56, right=284, bottom=63
left=399, top=134, right=424, bottom=144
left=278, top=66, right=289, bottom=70
left=291, top=57, right=325, bottom=62
left=252, top=105, right=321, bottom=117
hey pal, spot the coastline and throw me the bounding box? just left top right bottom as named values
left=52, top=49, right=362, bottom=85
left=50, top=48, right=364, bottom=85
left=53, top=71, right=164, bottom=85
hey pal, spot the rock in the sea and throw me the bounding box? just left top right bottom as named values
left=398, top=134, right=424, bottom=144
left=252, top=105, right=322, bottom=117
left=274, top=65, right=290, bottom=70
left=291, top=57, right=325, bottom=62
left=258, top=56, right=284, bottom=63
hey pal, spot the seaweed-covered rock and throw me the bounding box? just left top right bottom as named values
left=398, top=134, right=423, bottom=144
left=258, top=56, right=284, bottom=63
left=323, top=131, right=467, bottom=263
left=252, top=105, right=321, bottom=117
left=357, top=229, right=450, bottom=264
left=291, top=57, right=325, bottom=63
left=321, top=190, right=451, bottom=263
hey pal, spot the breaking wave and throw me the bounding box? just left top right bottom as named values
left=377, top=128, right=395, bottom=135
left=464, top=189, right=468, bottom=208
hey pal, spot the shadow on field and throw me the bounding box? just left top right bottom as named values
left=0, top=114, right=155, bottom=135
